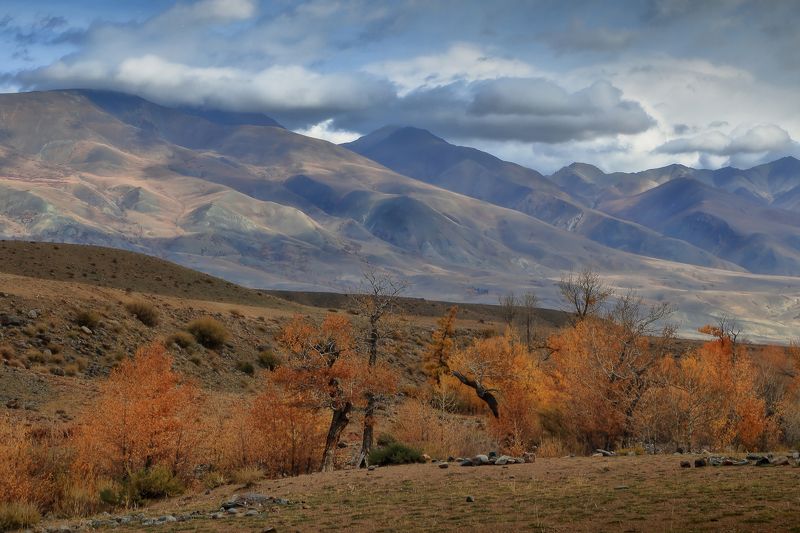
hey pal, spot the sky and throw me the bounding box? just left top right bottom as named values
left=1, top=0, right=798, bottom=173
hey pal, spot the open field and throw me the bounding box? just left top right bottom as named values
left=39, top=456, right=800, bottom=532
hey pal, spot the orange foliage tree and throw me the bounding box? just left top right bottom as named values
left=548, top=292, right=674, bottom=450
left=448, top=329, right=550, bottom=455
left=72, top=343, right=203, bottom=483
left=275, top=313, right=395, bottom=471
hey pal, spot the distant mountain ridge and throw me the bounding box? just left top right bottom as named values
left=0, top=89, right=798, bottom=341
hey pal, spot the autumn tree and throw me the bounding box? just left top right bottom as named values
left=548, top=290, right=674, bottom=450
left=275, top=313, right=395, bottom=471
left=349, top=268, right=406, bottom=468
left=72, top=343, right=203, bottom=484
left=558, top=267, right=613, bottom=321
left=423, top=305, right=458, bottom=388
left=448, top=329, right=550, bottom=454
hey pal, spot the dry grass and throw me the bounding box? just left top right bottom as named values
left=58, top=456, right=800, bottom=532
left=125, top=301, right=160, bottom=327
left=0, top=501, right=40, bottom=531
left=186, top=317, right=229, bottom=349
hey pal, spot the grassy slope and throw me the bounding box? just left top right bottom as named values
left=47, top=457, right=800, bottom=532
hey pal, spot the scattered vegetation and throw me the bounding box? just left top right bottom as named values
left=256, top=349, right=280, bottom=370
left=186, top=317, right=229, bottom=349
left=74, top=309, right=100, bottom=329
left=125, top=301, right=159, bottom=327
left=166, top=331, right=195, bottom=349
left=368, top=442, right=424, bottom=466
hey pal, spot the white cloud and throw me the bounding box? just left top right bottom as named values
left=295, top=119, right=360, bottom=144
left=19, top=54, right=393, bottom=114
left=169, top=0, right=257, bottom=22
left=658, top=125, right=794, bottom=156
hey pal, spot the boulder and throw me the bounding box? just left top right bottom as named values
left=680, top=461, right=691, bottom=468
left=472, top=454, right=490, bottom=465
left=459, top=459, right=474, bottom=467
left=494, top=455, right=510, bottom=466
left=772, top=456, right=790, bottom=466
left=595, top=449, right=615, bottom=457
left=755, top=456, right=771, bottom=466
left=694, top=458, right=707, bottom=467
left=438, top=462, right=449, bottom=469
left=221, top=493, right=270, bottom=510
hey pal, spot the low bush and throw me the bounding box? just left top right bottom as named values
left=376, top=433, right=397, bottom=447
left=109, top=466, right=184, bottom=505
left=235, top=360, right=255, bottom=375
left=0, top=501, right=40, bottom=531
left=167, top=331, right=195, bottom=349
left=74, top=310, right=100, bottom=329
left=186, top=318, right=228, bottom=349
left=125, top=301, right=159, bottom=327
left=230, top=467, right=263, bottom=487
left=368, top=442, right=425, bottom=466
left=256, top=350, right=281, bottom=370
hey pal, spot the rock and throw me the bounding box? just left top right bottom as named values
left=772, top=456, right=790, bottom=466
left=595, top=449, right=615, bottom=457
left=27, top=310, right=38, bottom=319
left=465, top=495, right=475, bottom=502
left=523, top=452, right=536, bottom=463
left=0, top=314, right=25, bottom=327
left=245, top=510, right=259, bottom=517
left=80, top=326, right=92, bottom=335
left=472, top=454, right=490, bottom=465
left=694, top=458, right=707, bottom=467
left=160, top=515, right=177, bottom=522
left=447, top=456, right=456, bottom=462
left=5, top=398, right=20, bottom=409
left=494, top=455, right=510, bottom=466
left=488, top=451, right=498, bottom=459
left=438, top=462, right=449, bottom=469
left=746, top=453, right=764, bottom=461
left=755, top=456, right=771, bottom=466
left=459, top=459, right=474, bottom=467
left=211, top=512, right=225, bottom=519
left=591, top=453, right=603, bottom=457
left=680, top=460, right=691, bottom=468
left=227, top=508, right=240, bottom=515
left=222, top=493, right=271, bottom=509
left=422, top=453, right=431, bottom=462
left=367, top=465, right=376, bottom=471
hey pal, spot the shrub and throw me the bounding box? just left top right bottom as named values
left=376, top=433, right=397, bottom=447
left=74, top=310, right=100, bottom=329
left=99, top=467, right=183, bottom=506
left=125, top=301, right=159, bottom=327
left=186, top=318, right=228, bottom=349
left=256, top=350, right=281, bottom=370
left=0, top=501, right=40, bottom=531
left=125, top=466, right=184, bottom=502
left=167, top=331, right=195, bottom=349
left=368, top=442, right=424, bottom=466
left=235, top=360, right=255, bottom=375
left=230, top=467, right=262, bottom=487
left=201, top=472, right=226, bottom=490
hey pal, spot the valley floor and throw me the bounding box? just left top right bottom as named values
left=43, top=456, right=800, bottom=532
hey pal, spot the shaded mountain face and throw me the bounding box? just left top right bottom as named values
left=0, top=90, right=798, bottom=341
left=345, top=126, right=737, bottom=270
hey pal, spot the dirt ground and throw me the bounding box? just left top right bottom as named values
left=53, top=456, right=800, bottom=532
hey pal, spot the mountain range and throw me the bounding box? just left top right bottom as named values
left=0, top=89, right=798, bottom=341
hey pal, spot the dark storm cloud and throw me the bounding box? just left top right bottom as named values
left=320, top=78, right=655, bottom=144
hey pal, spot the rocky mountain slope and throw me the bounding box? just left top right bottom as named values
left=0, top=90, right=798, bottom=340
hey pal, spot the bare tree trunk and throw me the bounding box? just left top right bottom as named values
left=322, top=402, right=352, bottom=472
left=357, top=322, right=380, bottom=467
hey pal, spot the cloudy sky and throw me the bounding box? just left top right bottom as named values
left=1, top=0, right=798, bottom=173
